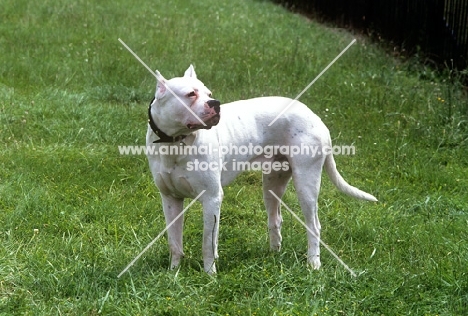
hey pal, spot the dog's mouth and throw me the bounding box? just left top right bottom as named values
left=187, top=114, right=220, bottom=130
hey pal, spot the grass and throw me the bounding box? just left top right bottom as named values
left=1, top=0, right=467, bottom=314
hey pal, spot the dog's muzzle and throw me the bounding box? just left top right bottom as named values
left=207, top=99, right=221, bottom=114
left=187, top=99, right=221, bottom=130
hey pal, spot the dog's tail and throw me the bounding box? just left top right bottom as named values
left=324, top=152, right=378, bottom=202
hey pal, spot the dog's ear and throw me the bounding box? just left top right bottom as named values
left=155, top=70, right=167, bottom=99
left=184, top=64, right=197, bottom=79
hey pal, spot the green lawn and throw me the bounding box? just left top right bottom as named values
left=1, top=0, right=467, bottom=314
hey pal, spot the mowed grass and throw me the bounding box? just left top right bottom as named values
left=1, top=0, right=467, bottom=314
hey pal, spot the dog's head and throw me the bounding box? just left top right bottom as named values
left=151, top=65, right=221, bottom=137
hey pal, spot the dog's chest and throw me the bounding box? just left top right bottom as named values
left=153, top=157, right=195, bottom=198
left=155, top=172, right=194, bottom=198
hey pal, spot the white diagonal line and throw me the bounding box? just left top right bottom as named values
left=118, top=38, right=159, bottom=80
left=118, top=38, right=206, bottom=126
left=117, top=190, right=206, bottom=278
left=269, top=190, right=357, bottom=277
left=268, top=39, right=357, bottom=126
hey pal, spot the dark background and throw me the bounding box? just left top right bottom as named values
left=272, top=0, right=468, bottom=73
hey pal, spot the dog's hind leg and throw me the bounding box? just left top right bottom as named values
left=262, top=166, right=292, bottom=251
left=291, top=159, right=324, bottom=270
left=161, top=195, right=185, bottom=270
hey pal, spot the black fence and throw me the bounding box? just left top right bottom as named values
left=273, top=0, right=468, bottom=71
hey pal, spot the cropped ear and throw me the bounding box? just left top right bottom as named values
left=155, top=70, right=167, bottom=100
left=184, top=64, right=197, bottom=79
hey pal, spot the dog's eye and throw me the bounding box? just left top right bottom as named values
left=187, top=91, right=196, bottom=97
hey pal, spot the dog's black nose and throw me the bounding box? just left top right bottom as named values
left=207, top=99, right=221, bottom=113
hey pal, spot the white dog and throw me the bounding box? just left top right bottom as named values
left=146, top=65, right=377, bottom=274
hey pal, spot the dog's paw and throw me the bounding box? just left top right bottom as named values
left=204, top=262, right=217, bottom=275
left=270, top=243, right=282, bottom=252
left=269, top=231, right=282, bottom=251
left=170, top=254, right=184, bottom=270
left=308, top=256, right=321, bottom=270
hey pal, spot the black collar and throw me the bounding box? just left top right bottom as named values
left=148, top=98, right=187, bottom=143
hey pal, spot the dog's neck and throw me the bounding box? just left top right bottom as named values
left=148, top=98, right=187, bottom=143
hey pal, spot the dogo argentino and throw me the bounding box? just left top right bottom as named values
left=146, top=65, right=377, bottom=274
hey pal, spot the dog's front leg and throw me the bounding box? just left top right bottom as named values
left=201, top=192, right=223, bottom=274
left=161, top=194, right=185, bottom=269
